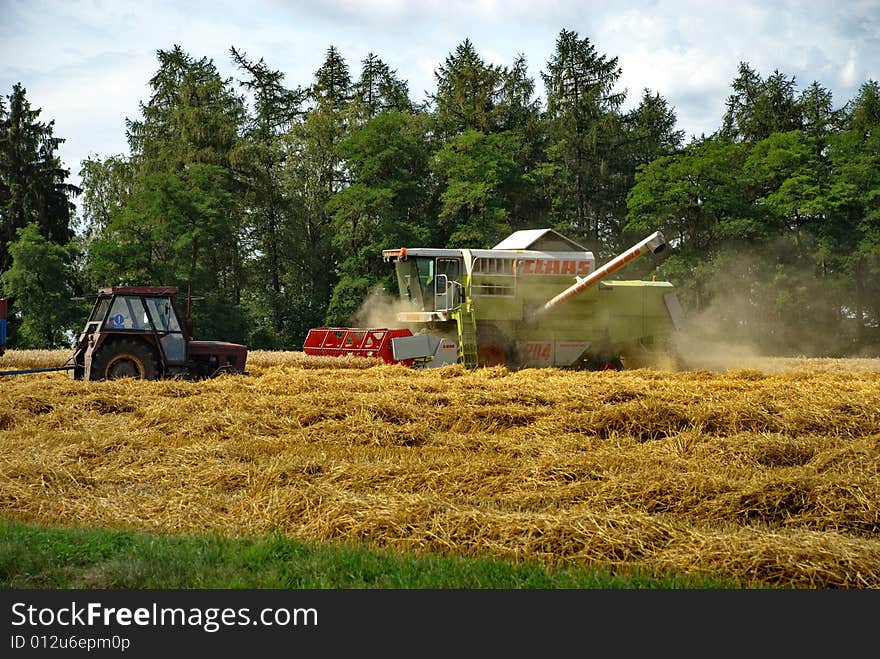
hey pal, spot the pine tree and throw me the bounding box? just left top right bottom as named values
left=722, top=64, right=802, bottom=143
left=312, top=45, right=352, bottom=113
left=431, top=39, right=504, bottom=137
left=539, top=29, right=625, bottom=248
left=350, top=53, right=411, bottom=125
left=278, top=46, right=354, bottom=336
left=0, top=83, right=79, bottom=272
left=127, top=45, right=244, bottom=174
left=232, top=47, right=306, bottom=343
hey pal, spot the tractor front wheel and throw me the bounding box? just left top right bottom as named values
left=91, top=339, right=160, bottom=381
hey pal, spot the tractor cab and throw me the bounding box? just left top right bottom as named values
left=86, top=287, right=188, bottom=361
left=76, top=286, right=188, bottom=377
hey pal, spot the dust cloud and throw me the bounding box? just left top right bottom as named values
left=350, top=288, right=414, bottom=329
left=671, top=305, right=770, bottom=372
left=667, top=243, right=866, bottom=372
left=349, top=288, right=460, bottom=348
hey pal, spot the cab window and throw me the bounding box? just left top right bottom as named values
left=144, top=297, right=181, bottom=332
left=89, top=297, right=111, bottom=324
left=104, top=296, right=150, bottom=330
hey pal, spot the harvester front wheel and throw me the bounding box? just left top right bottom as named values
left=91, top=339, right=160, bottom=381
left=578, top=354, right=624, bottom=371
left=595, top=357, right=624, bottom=371
left=476, top=325, right=513, bottom=367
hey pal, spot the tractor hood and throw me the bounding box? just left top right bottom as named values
left=188, top=340, right=248, bottom=373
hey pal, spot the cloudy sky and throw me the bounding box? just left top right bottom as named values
left=2, top=0, right=879, bottom=199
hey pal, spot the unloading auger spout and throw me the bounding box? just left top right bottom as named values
left=530, top=231, right=667, bottom=320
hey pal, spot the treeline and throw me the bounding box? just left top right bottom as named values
left=1, top=30, right=878, bottom=355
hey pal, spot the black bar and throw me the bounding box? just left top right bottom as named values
left=1, top=589, right=875, bottom=657
left=0, top=366, right=74, bottom=376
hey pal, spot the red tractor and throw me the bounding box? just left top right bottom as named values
left=70, top=286, right=247, bottom=381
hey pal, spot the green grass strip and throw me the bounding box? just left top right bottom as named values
left=0, top=520, right=745, bottom=589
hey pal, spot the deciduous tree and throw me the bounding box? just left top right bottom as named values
left=1, top=223, right=81, bottom=348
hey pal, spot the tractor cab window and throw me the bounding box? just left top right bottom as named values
left=144, top=297, right=181, bottom=332
left=89, top=297, right=111, bottom=324
left=104, top=296, right=151, bottom=330
left=144, top=296, right=186, bottom=363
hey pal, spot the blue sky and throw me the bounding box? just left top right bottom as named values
left=2, top=0, right=879, bottom=202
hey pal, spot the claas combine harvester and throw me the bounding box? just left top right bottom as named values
left=0, top=286, right=247, bottom=380
left=305, top=228, right=686, bottom=370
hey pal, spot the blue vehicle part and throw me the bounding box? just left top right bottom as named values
left=0, top=296, right=6, bottom=354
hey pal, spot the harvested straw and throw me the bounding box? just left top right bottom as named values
left=1, top=349, right=878, bottom=587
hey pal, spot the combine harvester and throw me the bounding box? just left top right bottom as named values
left=305, top=228, right=686, bottom=370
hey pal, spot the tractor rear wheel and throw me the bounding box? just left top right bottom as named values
left=91, top=339, right=160, bottom=381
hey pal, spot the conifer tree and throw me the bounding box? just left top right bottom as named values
left=0, top=83, right=78, bottom=272
left=540, top=29, right=625, bottom=248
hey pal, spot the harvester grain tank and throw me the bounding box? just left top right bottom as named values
left=380, top=228, right=685, bottom=369
left=531, top=231, right=667, bottom=320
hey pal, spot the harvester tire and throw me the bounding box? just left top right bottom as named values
left=91, top=339, right=160, bottom=381
left=576, top=353, right=624, bottom=371
left=476, top=325, right=513, bottom=367
left=595, top=357, right=624, bottom=371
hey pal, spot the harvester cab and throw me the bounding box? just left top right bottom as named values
left=380, top=228, right=686, bottom=370
left=70, top=286, right=247, bottom=381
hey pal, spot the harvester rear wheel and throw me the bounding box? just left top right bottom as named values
left=91, top=339, right=160, bottom=381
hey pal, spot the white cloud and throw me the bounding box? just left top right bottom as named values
left=841, top=48, right=859, bottom=87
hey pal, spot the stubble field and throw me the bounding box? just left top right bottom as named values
left=1, top=349, right=879, bottom=588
